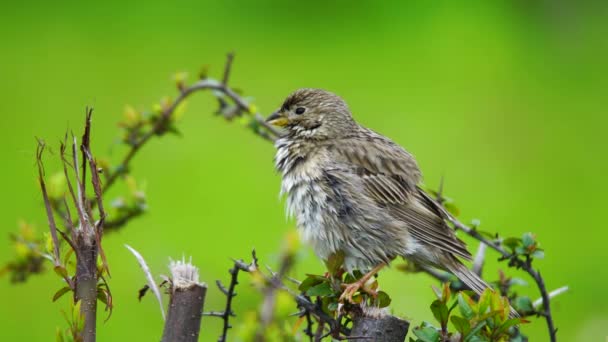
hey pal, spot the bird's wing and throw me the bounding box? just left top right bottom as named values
left=335, top=135, right=472, bottom=261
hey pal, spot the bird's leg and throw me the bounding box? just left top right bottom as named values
left=339, top=263, right=386, bottom=303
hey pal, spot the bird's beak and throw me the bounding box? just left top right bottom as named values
left=266, top=111, right=289, bottom=127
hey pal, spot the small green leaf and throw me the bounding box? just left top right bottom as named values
left=450, top=315, right=471, bottom=335
left=513, top=296, right=533, bottom=313
left=55, top=327, right=65, bottom=342
left=489, top=290, right=506, bottom=320
left=72, top=301, right=82, bottom=330
left=444, top=201, right=460, bottom=217
left=298, top=275, right=323, bottom=293
left=502, top=237, right=521, bottom=251
left=464, top=321, right=486, bottom=340
left=412, top=325, right=440, bottom=342
left=325, top=251, right=345, bottom=274
left=477, top=288, right=492, bottom=315
left=532, top=250, right=545, bottom=259
left=441, top=282, right=451, bottom=303
left=377, top=291, right=391, bottom=308
left=458, top=293, right=475, bottom=320
left=430, top=300, right=449, bottom=325
left=306, top=282, right=333, bottom=297
left=97, top=289, right=109, bottom=306
left=497, top=318, right=522, bottom=335
left=54, top=265, right=68, bottom=279
left=327, top=301, right=339, bottom=312
left=52, top=286, right=72, bottom=302
left=522, top=233, right=535, bottom=249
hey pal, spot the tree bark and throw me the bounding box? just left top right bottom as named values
left=75, top=239, right=98, bottom=342
left=161, top=279, right=207, bottom=342
left=350, top=313, right=410, bottom=342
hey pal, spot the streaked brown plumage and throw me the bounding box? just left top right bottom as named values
left=267, top=88, right=516, bottom=315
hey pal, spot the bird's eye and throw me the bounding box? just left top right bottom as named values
left=295, top=107, right=306, bottom=115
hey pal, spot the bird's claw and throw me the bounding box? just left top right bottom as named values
left=339, top=280, right=378, bottom=303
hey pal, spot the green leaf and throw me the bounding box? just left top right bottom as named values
left=52, top=286, right=72, bottom=302
left=532, top=250, right=545, bottom=259
left=489, top=290, right=506, bottom=321
left=55, top=327, right=65, bottom=342
left=412, top=326, right=440, bottom=342
left=444, top=200, right=460, bottom=217
left=430, top=300, right=449, bottom=326
left=325, top=251, right=345, bottom=276
left=327, top=301, right=339, bottom=312
left=298, top=275, right=323, bottom=293
left=458, top=293, right=475, bottom=320
left=97, top=289, right=109, bottom=306
left=522, top=233, right=535, bottom=249
left=306, top=282, right=333, bottom=297
left=377, top=291, right=392, bottom=308
left=477, top=288, right=492, bottom=315
left=513, top=296, right=533, bottom=313
left=72, top=301, right=83, bottom=331
left=464, top=321, right=487, bottom=340
left=497, top=318, right=522, bottom=335
left=502, top=237, right=521, bottom=251
left=450, top=315, right=471, bottom=335
left=54, top=265, right=68, bottom=279
left=441, top=282, right=451, bottom=303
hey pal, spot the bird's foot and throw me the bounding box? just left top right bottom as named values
left=339, top=279, right=378, bottom=303
left=338, top=263, right=386, bottom=303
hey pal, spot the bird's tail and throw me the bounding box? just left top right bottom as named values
left=446, top=261, right=519, bottom=318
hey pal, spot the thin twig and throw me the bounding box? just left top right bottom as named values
left=222, top=52, right=234, bottom=86
left=36, top=141, right=61, bottom=267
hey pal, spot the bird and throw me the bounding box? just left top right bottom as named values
left=266, top=88, right=517, bottom=317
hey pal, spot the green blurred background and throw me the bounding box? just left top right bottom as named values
left=1, top=1, right=606, bottom=340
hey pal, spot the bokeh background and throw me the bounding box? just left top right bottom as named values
left=1, top=1, right=607, bottom=340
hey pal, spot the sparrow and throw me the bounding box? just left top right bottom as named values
left=266, top=88, right=516, bottom=316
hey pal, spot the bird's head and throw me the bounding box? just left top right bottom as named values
left=266, top=88, right=357, bottom=139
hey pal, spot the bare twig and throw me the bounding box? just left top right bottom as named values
left=36, top=141, right=62, bottom=268
left=222, top=52, right=234, bottom=86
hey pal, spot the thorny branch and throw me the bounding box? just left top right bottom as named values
left=204, top=251, right=259, bottom=342
left=430, top=185, right=558, bottom=342
left=205, top=251, right=350, bottom=341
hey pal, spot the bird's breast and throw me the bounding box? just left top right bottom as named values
left=275, top=142, right=339, bottom=256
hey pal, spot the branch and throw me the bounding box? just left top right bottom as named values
left=102, top=53, right=279, bottom=200
left=209, top=252, right=258, bottom=342
left=161, top=259, right=207, bottom=342
left=441, top=204, right=558, bottom=342
left=350, top=309, right=410, bottom=342
left=36, top=141, right=62, bottom=269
